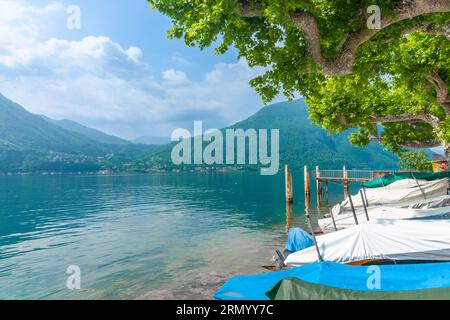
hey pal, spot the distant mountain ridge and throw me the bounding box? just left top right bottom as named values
left=41, top=116, right=130, bottom=145
left=0, top=93, right=156, bottom=173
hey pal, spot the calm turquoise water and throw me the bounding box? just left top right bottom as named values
left=0, top=172, right=346, bottom=299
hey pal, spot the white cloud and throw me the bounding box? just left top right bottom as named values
left=161, top=69, right=187, bottom=83
left=0, top=1, right=63, bottom=23
left=0, top=0, right=266, bottom=139
left=0, top=36, right=142, bottom=70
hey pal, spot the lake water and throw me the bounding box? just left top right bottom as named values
left=0, top=172, right=348, bottom=299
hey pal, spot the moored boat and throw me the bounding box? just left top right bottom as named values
left=215, top=261, right=450, bottom=300
left=363, top=171, right=450, bottom=189
left=285, top=219, right=450, bottom=267
left=332, top=178, right=449, bottom=216
left=319, top=196, right=450, bottom=232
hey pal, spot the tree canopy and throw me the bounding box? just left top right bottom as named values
left=150, top=0, right=450, bottom=157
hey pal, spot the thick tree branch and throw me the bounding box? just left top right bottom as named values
left=335, top=112, right=441, bottom=129
left=397, top=140, right=442, bottom=148
left=240, top=0, right=450, bottom=75
left=367, top=133, right=441, bottom=148
left=402, top=22, right=450, bottom=39
left=370, top=113, right=441, bottom=128
left=426, top=71, right=450, bottom=115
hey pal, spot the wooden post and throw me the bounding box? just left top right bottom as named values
left=315, top=166, right=322, bottom=209
left=304, top=165, right=310, bottom=199
left=285, top=203, right=293, bottom=234
left=285, top=165, right=293, bottom=203
left=325, top=181, right=329, bottom=207
left=343, top=165, right=349, bottom=199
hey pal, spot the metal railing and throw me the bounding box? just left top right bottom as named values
left=317, top=170, right=392, bottom=180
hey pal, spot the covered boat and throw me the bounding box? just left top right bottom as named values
left=284, top=219, right=450, bottom=267
left=363, top=171, right=450, bottom=189
left=333, top=178, right=449, bottom=214
left=319, top=196, right=450, bottom=232
left=215, top=261, right=450, bottom=300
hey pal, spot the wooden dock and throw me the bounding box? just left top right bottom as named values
left=283, top=165, right=398, bottom=214
left=314, top=166, right=395, bottom=207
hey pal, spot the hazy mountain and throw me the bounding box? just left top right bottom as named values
left=0, top=93, right=105, bottom=155
left=147, top=99, right=399, bottom=170
left=42, top=116, right=130, bottom=145
left=131, top=136, right=171, bottom=145
left=0, top=93, right=156, bottom=173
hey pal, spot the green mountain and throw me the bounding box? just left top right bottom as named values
left=42, top=116, right=130, bottom=145
left=0, top=94, right=398, bottom=173
left=148, top=99, right=399, bottom=170
left=0, top=93, right=156, bottom=173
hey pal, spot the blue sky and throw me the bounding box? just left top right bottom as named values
left=0, top=0, right=271, bottom=139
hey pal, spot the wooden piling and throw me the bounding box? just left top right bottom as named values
left=285, top=165, right=294, bottom=203
left=304, top=166, right=311, bottom=218
left=304, top=165, right=310, bottom=199
left=315, top=166, right=322, bottom=209
left=285, top=203, right=293, bottom=234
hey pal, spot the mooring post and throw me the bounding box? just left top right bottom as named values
left=285, top=165, right=293, bottom=203
left=343, top=165, right=349, bottom=199
left=285, top=203, right=293, bottom=234
left=315, top=166, right=322, bottom=209
left=304, top=165, right=311, bottom=198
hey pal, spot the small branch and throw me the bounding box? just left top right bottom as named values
left=240, top=2, right=260, bottom=18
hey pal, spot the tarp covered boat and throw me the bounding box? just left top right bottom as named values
left=285, top=219, right=450, bottom=267
left=215, top=261, right=450, bottom=300
left=319, top=197, right=450, bottom=232
left=266, top=262, right=450, bottom=300
left=333, top=178, right=449, bottom=214
left=363, top=171, right=450, bottom=189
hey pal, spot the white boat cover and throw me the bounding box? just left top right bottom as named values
left=380, top=178, right=429, bottom=189
left=285, top=219, right=450, bottom=267
left=319, top=200, right=450, bottom=232
left=334, top=178, right=449, bottom=213
left=409, top=195, right=450, bottom=209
